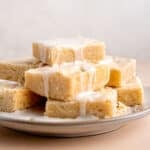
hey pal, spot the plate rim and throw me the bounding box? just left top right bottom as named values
left=0, top=106, right=150, bottom=126
left=0, top=86, right=149, bottom=126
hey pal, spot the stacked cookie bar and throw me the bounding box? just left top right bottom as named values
left=0, top=80, right=43, bottom=112
left=0, top=38, right=144, bottom=118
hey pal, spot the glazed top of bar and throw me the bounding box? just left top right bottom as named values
left=120, top=77, right=142, bottom=88
left=99, top=56, right=136, bottom=69
left=27, top=61, right=107, bottom=75
left=111, top=56, right=136, bottom=68
left=48, top=88, right=117, bottom=117
left=75, top=88, right=117, bottom=102
left=33, top=37, right=105, bottom=49
left=0, top=57, right=41, bottom=66
left=0, top=80, right=20, bottom=90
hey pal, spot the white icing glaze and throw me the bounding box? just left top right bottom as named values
left=76, top=91, right=101, bottom=117
left=29, top=66, right=59, bottom=97
left=76, top=89, right=117, bottom=117
left=81, top=63, right=96, bottom=91
left=76, top=91, right=102, bottom=102
left=99, top=56, right=113, bottom=65
left=74, top=48, right=83, bottom=60
left=113, top=56, right=136, bottom=68
left=123, top=76, right=142, bottom=88
left=40, top=37, right=96, bottom=49
left=79, top=101, right=87, bottom=117
left=0, top=80, right=19, bottom=89
left=39, top=44, right=47, bottom=63
left=80, top=73, right=85, bottom=92
left=60, top=63, right=81, bottom=75
left=88, top=69, right=96, bottom=90
left=30, top=66, right=59, bottom=73
left=28, top=61, right=110, bottom=99
left=60, top=62, right=80, bottom=70
left=55, top=48, right=60, bottom=64
left=37, top=38, right=105, bottom=62
left=82, top=62, right=95, bottom=71
left=42, top=71, right=50, bottom=97
left=74, top=61, right=84, bottom=66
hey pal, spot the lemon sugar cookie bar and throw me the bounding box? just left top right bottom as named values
left=45, top=88, right=117, bottom=118
left=105, top=56, right=136, bottom=87
left=0, top=80, right=43, bottom=112
left=0, top=58, right=42, bottom=84
left=117, top=77, right=144, bottom=106
left=32, top=38, right=105, bottom=65
left=25, top=62, right=110, bottom=101
left=115, top=102, right=131, bottom=117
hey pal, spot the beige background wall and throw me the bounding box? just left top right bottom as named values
left=0, top=0, right=149, bottom=60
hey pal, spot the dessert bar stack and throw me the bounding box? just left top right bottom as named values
left=0, top=80, right=43, bottom=112
left=0, top=38, right=144, bottom=118
left=0, top=58, right=42, bottom=84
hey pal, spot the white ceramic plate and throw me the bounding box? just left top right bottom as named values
left=0, top=86, right=149, bottom=137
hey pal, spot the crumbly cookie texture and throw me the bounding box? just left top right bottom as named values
left=117, top=77, right=144, bottom=106
left=25, top=62, right=110, bottom=101
left=32, top=37, right=105, bottom=65
left=105, top=56, right=136, bottom=87
left=45, top=88, right=117, bottom=118
left=0, top=57, right=42, bottom=84
left=0, top=80, right=43, bottom=112
left=115, top=101, right=131, bottom=117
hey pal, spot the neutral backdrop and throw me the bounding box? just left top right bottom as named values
left=0, top=0, right=149, bottom=60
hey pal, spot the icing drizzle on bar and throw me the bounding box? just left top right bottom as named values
left=74, top=48, right=83, bottom=61
left=0, top=80, right=20, bottom=90
left=37, top=38, right=105, bottom=62
left=98, top=56, right=113, bottom=65
left=42, top=70, right=51, bottom=97
left=76, top=89, right=117, bottom=117
left=28, top=61, right=104, bottom=98
left=76, top=91, right=108, bottom=117
left=39, top=44, right=47, bottom=63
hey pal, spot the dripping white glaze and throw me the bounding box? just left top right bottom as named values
left=38, top=38, right=102, bottom=63
left=98, top=56, right=113, bottom=65
left=76, top=91, right=103, bottom=102
left=74, top=48, right=83, bottom=61
left=88, top=69, right=96, bottom=90
left=80, top=73, right=84, bottom=92
left=76, top=91, right=105, bottom=117
left=79, top=101, right=87, bottom=117
left=32, top=66, right=59, bottom=97
left=75, top=89, right=117, bottom=117
left=82, top=63, right=96, bottom=91
left=0, top=80, right=19, bottom=89
left=42, top=71, right=50, bottom=97
left=39, top=44, right=47, bottom=63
